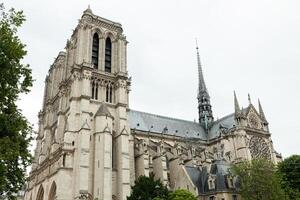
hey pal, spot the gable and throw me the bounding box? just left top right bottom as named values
left=245, top=105, right=263, bottom=129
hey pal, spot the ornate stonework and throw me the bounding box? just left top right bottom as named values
left=24, top=8, right=281, bottom=200
left=249, top=136, right=271, bottom=160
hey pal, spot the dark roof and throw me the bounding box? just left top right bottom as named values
left=128, top=110, right=237, bottom=140
left=128, top=110, right=207, bottom=139
left=210, top=160, right=232, bottom=191
left=209, top=114, right=236, bottom=140
left=185, top=160, right=237, bottom=194
left=185, top=166, right=205, bottom=193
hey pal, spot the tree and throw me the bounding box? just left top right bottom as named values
left=0, top=3, right=33, bottom=199
left=277, top=155, right=300, bottom=200
left=232, top=159, right=286, bottom=200
left=168, top=189, right=197, bottom=200
left=127, top=173, right=169, bottom=200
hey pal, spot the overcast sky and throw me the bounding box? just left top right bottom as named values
left=4, top=0, right=300, bottom=158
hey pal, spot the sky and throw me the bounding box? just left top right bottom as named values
left=3, top=0, right=300, bottom=158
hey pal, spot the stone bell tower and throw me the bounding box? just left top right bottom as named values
left=24, top=7, right=132, bottom=200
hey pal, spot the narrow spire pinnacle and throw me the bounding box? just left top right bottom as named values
left=195, top=39, right=213, bottom=129
left=234, top=91, right=241, bottom=113
left=196, top=39, right=207, bottom=94
left=248, top=93, right=252, bottom=105
left=258, top=99, right=267, bottom=121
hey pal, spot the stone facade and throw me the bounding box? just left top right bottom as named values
left=24, top=7, right=281, bottom=200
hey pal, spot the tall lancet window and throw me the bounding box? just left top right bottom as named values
left=105, top=83, right=113, bottom=103
left=92, top=33, right=99, bottom=69
left=105, top=37, right=112, bottom=73
left=91, top=81, right=98, bottom=100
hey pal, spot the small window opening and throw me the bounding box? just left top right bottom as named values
left=62, top=153, right=66, bottom=167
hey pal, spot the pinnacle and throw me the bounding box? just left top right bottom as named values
left=234, top=91, right=241, bottom=113
left=258, top=99, right=267, bottom=121
left=83, top=5, right=93, bottom=15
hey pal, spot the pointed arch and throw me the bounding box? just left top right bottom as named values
left=91, top=80, right=98, bottom=100
left=48, top=181, right=57, bottom=200
left=92, top=33, right=99, bottom=69
left=106, top=84, right=109, bottom=102
left=105, top=37, right=112, bottom=73
left=36, top=185, right=44, bottom=200
left=105, top=83, right=113, bottom=103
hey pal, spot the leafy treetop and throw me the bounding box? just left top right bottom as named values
left=232, top=159, right=286, bottom=200
left=0, top=3, right=33, bottom=199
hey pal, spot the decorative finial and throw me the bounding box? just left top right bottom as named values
left=84, top=5, right=92, bottom=14
left=248, top=93, right=252, bottom=105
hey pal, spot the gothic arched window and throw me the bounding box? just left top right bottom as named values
left=109, top=84, right=113, bottom=102
left=91, top=81, right=98, bottom=100
left=105, top=83, right=113, bottom=103
left=48, top=182, right=57, bottom=200
left=92, top=33, right=99, bottom=69
left=105, top=37, right=112, bottom=73
left=106, top=84, right=109, bottom=102
left=36, top=185, right=44, bottom=200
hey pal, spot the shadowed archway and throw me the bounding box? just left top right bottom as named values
left=36, top=185, right=44, bottom=200
left=48, top=181, right=57, bottom=200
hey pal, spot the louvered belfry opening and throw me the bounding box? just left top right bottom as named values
left=92, top=33, right=99, bottom=69
left=105, top=37, right=112, bottom=73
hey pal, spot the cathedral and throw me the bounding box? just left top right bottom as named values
left=24, top=7, right=282, bottom=200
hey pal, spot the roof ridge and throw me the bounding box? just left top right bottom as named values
left=129, top=109, right=199, bottom=125
left=213, top=113, right=235, bottom=124
left=212, top=106, right=249, bottom=125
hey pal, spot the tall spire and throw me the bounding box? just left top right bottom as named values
left=196, top=39, right=207, bottom=94
left=196, top=39, right=213, bottom=130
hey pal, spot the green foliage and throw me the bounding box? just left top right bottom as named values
left=0, top=3, right=33, bottom=199
left=127, top=173, right=169, bottom=200
left=232, top=159, right=286, bottom=200
left=152, top=198, right=164, bottom=200
left=277, top=155, right=300, bottom=200
left=168, top=189, right=197, bottom=200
